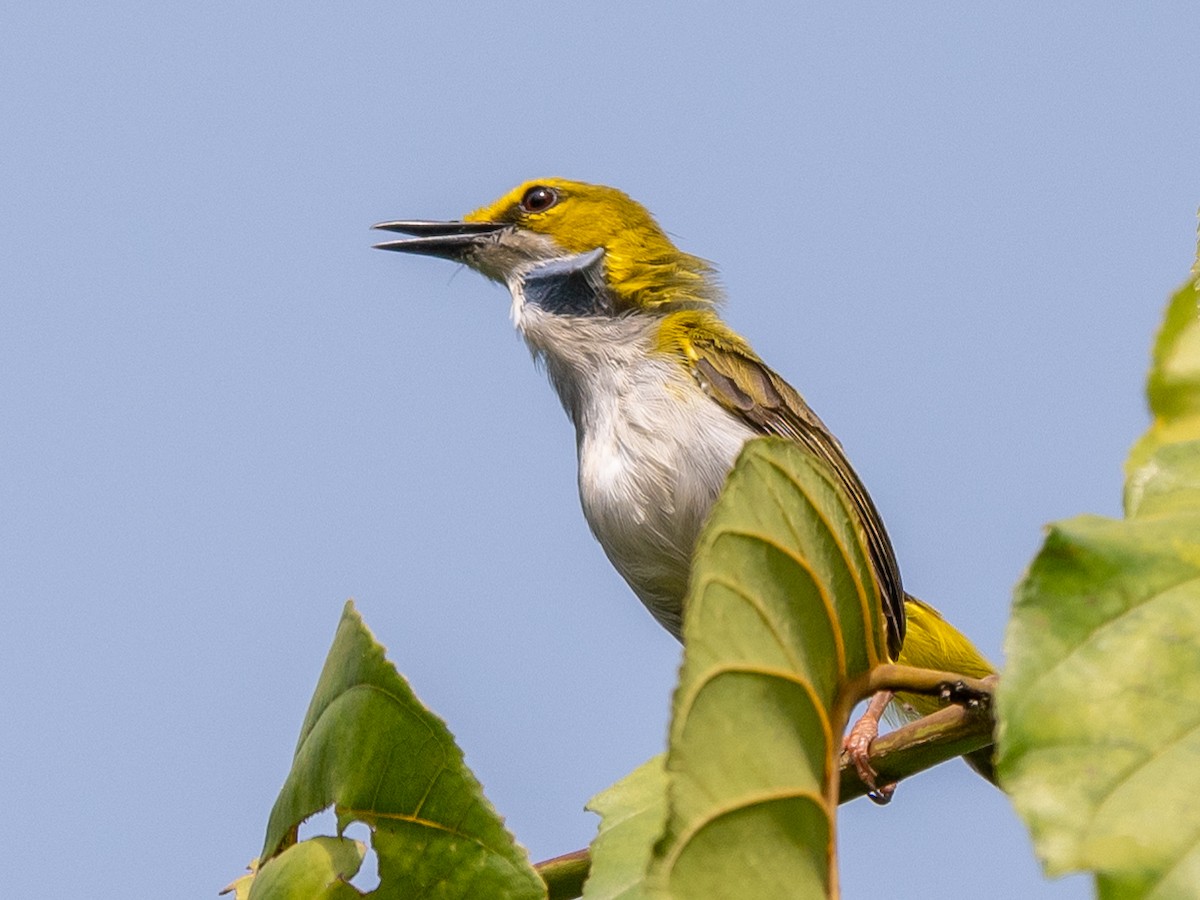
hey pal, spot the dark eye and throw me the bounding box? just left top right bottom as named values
left=519, top=185, right=558, bottom=213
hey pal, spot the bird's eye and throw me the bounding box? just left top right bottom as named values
left=519, top=185, right=558, bottom=213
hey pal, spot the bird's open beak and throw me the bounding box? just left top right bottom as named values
left=372, top=220, right=507, bottom=261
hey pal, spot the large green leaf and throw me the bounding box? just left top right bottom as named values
left=256, top=601, right=545, bottom=900
left=1000, top=264, right=1200, bottom=897
left=646, top=438, right=887, bottom=899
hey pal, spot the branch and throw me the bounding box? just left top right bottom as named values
left=535, top=848, right=590, bottom=900
left=534, top=699, right=997, bottom=897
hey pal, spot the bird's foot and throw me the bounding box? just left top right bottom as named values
left=843, top=690, right=898, bottom=805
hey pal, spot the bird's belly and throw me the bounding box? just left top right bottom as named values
left=576, top=387, right=754, bottom=638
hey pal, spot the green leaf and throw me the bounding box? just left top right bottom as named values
left=1000, top=261, right=1200, bottom=897
left=582, top=755, right=667, bottom=900
left=647, top=438, right=887, bottom=899
left=259, top=601, right=545, bottom=900
left=243, top=837, right=365, bottom=900
left=1125, top=265, right=1200, bottom=493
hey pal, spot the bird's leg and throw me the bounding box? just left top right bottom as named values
left=843, top=689, right=896, bottom=805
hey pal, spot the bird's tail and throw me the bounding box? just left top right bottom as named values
left=893, top=593, right=998, bottom=782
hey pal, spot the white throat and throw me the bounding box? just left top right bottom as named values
left=507, top=288, right=754, bottom=637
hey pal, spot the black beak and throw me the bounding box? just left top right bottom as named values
left=371, top=220, right=507, bottom=261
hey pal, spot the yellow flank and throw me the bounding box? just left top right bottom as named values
left=464, top=178, right=721, bottom=311
left=895, top=596, right=996, bottom=717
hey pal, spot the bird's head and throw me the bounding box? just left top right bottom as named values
left=374, top=178, right=720, bottom=314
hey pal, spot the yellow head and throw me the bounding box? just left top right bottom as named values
left=376, top=179, right=720, bottom=312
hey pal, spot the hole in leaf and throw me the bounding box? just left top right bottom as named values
left=342, top=821, right=380, bottom=893
left=297, top=807, right=339, bottom=841
left=293, top=809, right=378, bottom=892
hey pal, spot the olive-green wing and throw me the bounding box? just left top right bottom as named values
left=681, top=320, right=906, bottom=659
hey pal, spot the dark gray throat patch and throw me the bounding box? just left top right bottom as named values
left=521, top=248, right=613, bottom=316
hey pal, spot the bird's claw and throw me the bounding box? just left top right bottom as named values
left=867, top=784, right=896, bottom=805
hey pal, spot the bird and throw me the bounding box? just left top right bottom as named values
left=373, top=178, right=995, bottom=788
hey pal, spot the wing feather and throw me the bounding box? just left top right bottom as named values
left=665, top=312, right=906, bottom=658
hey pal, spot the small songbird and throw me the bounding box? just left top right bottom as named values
left=374, top=179, right=994, bottom=778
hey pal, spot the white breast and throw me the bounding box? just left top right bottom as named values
left=515, top=303, right=755, bottom=637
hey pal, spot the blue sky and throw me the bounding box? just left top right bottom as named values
left=3, top=4, right=1197, bottom=898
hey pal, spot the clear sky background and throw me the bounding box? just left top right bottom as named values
left=4, top=4, right=1198, bottom=898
